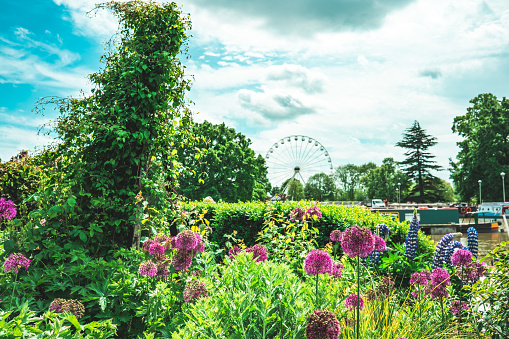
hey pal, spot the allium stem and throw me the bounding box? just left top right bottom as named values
left=357, top=256, right=360, bottom=339
left=315, top=274, right=319, bottom=309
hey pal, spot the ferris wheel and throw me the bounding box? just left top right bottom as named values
left=265, top=135, right=333, bottom=190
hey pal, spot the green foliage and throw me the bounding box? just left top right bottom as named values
left=451, top=93, right=509, bottom=202
left=173, top=253, right=316, bottom=339
left=284, top=179, right=305, bottom=201
left=304, top=172, right=336, bottom=201
left=183, top=201, right=435, bottom=258
left=0, top=151, right=42, bottom=222
left=396, top=121, right=443, bottom=202
left=361, top=158, right=409, bottom=202
left=26, top=0, right=196, bottom=258
left=379, top=243, right=432, bottom=286
left=334, top=163, right=376, bottom=201
left=468, top=242, right=509, bottom=338
left=0, top=302, right=116, bottom=338
left=177, top=121, right=269, bottom=202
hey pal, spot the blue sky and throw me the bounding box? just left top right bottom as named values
left=1, top=0, right=509, bottom=186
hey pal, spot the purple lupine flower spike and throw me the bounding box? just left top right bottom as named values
left=467, top=227, right=478, bottom=258
left=431, top=233, right=455, bottom=269
left=443, top=241, right=464, bottom=266
left=404, top=209, right=419, bottom=259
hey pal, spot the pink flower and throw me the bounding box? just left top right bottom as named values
left=450, top=300, right=469, bottom=316
left=183, top=280, right=209, bottom=303
left=341, top=225, right=375, bottom=258
left=139, top=261, right=157, bottom=277
left=373, top=235, right=386, bottom=252
left=304, top=250, right=333, bottom=276
left=410, top=270, right=431, bottom=286
left=344, top=293, right=364, bottom=311
left=330, top=262, right=344, bottom=278
left=228, top=246, right=242, bottom=260
left=245, top=244, right=268, bottom=262
left=175, top=230, right=198, bottom=251
left=451, top=249, right=473, bottom=267
left=428, top=267, right=451, bottom=299
left=3, top=253, right=31, bottom=274
left=171, top=249, right=193, bottom=271
left=330, top=230, right=342, bottom=242
left=0, top=198, right=17, bottom=221
left=305, top=310, right=340, bottom=339
left=290, top=207, right=306, bottom=222
left=306, top=206, right=322, bottom=222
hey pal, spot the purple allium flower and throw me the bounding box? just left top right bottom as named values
left=404, top=211, right=419, bottom=259
left=330, top=230, right=342, bottom=242
left=451, top=249, right=473, bottom=267
left=373, top=235, right=386, bottom=252
left=410, top=270, right=431, bottom=286
left=450, top=300, right=469, bottom=316
left=431, top=233, right=455, bottom=269
left=148, top=243, right=166, bottom=256
left=139, top=261, right=158, bottom=277
left=0, top=197, right=17, bottom=221
left=175, top=230, right=199, bottom=251
left=305, top=310, right=340, bottom=339
left=3, top=252, right=31, bottom=274
left=458, top=260, right=486, bottom=284
left=155, top=261, right=169, bottom=278
left=49, top=298, right=85, bottom=319
left=171, top=249, right=193, bottom=271
left=330, top=262, right=344, bottom=278
left=228, top=246, right=242, bottom=260
left=154, top=233, right=171, bottom=245
left=183, top=280, right=209, bottom=303
left=245, top=244, right=268, bottom=262
left=192, top=233, right=205, bottom=255
left=428, top=267, right=451, bottom=299
left=467, top=227, right=478, bottom=258
left=290, top=207, right=306, bottom=222
left=306, top=206, right=322, bottom=222
left=340, top=225, right=375, bottom=258
left=304, top=250, right=333, bottom=276
left=344, top=293, right=364, bottom=311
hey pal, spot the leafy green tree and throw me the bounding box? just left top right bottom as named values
left=451, top=94, right=509, bottom=202
left=361, top=158, right=409, bottom=202
left=287, top=179, right=305, bottom=201
left=334, top=163, right=375, bottom=200
left=30, top=1, right=195, bottom=255
left=177, top=121, right=269, bottom=202
left=396, top=121, right=442, bottom=202
left=304, top=172, right=336, bottom=201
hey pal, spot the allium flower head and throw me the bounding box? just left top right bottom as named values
left=139, top=261, right=157, bottom=277
left=450, top=300, right=469, bottom=316
left=3, top=252, right=31, bottom=274
left=228, top=246, right=242, bottom=260
left=305, top=310, right=340, bottom=339
left=304, top=250, right=333, bottom=276
left=428, top=267, right=451, bottom=299
left=290, top=207, right=306, bottom=222
left=443, top=241, right=465, bottom=266
left=306, top=206, right=322, bottom=222
left=175, top=230, right=198, bottom=251
left=344, top=293, right=364, bottom=311
left=245, top=244, right=268, bottom=262
left=330, top=262, right=344, bottom=278
left=0, top=198, right=17, bottom=221
left=458, top=260, right=486, bottom=284
left=330, top=230, right=342, bottom=242
left=410, top=270, right=431, bottom=286
left=183, top=280, right=209, bottom=303
left=373, top=235, right=386, bottom=252
left=451, top=249, right=473, bottom=267
left=148, top=243, right=166, bottom=256
left=49, top=298, right=85, bottom=319
left=171, top=249, right=193, bottom=271
left=340, top=225, right=375, bottom=258
left=155, top=261, right=169, bottom=278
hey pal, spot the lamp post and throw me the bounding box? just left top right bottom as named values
left=398, top=182, right=401, bottom=204
left=478, top=180, right=482, bottom=204
left=502, top=172, right=506, bottom=202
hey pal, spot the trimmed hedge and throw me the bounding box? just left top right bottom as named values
left=182, top=201, right=435, bottom=256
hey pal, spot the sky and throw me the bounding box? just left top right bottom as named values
left=1, top=0, right=509, bottom=187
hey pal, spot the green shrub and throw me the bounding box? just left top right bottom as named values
left=182, top=201, right=435, bottom=257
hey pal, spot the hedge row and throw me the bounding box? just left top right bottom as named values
left=181, top=201, right=435, bottom=256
